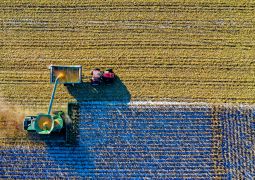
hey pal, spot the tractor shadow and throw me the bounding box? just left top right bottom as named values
left=66, top=76, right=131, bottom=102
left=63, top=75, right=131, bottom=149
left=64, top=75, right=131, bottom=146
left=26, top=76, right=131, bottom=146
left=25, top=76, right=131, bottom=177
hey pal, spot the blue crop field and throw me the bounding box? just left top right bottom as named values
left=219, top=106, right=255, bottom=179
left=0, top=102, right=254, bottom=179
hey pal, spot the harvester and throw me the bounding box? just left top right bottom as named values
left=23, top=65, right=82, bottom=145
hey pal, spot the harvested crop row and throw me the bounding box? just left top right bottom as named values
left=0, top=1, right=255, bottom=109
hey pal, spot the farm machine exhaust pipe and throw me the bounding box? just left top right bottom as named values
left=23, top=65, right=82, bottom=145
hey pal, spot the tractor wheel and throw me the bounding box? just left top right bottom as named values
left=65, top=103, right=79, bottom=146
left=64, top=114, right=72, bottom=127
left=23, top=120, right=29, bottom=130
left=65, top=114, right=76, bottom=146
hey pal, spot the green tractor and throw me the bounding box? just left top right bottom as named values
left=23, top=65, right=82, bottom=145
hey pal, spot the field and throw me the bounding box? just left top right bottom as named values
left=0, top=0, right=255, bottom=179
left=1, top=102, right=254, bottom=179
left=1, top=0, right=255, bottom=112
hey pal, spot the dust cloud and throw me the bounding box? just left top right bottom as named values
left=0, top=100, right=27, bottom=138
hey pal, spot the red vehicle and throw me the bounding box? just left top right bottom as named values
left=91, top=68, right=103, bottom=86
left=102, top=69, right=115, bottom=84
left=91, top=68, right=115, bottom=86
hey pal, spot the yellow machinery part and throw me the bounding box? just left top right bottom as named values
left=37, top=116, right=52, bottom=131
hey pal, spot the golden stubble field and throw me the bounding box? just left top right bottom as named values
left=0, top=0, right=255, bottom=113
left=0, top=2, right=254, bottom=178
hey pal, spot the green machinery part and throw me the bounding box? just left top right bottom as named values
left=23, top=65, right=82, bottom=140
left=34, top=112, right=64, bottom=134
left=33, top=74, right=63, bottom=134
left=47, top=74, right=63, bottom=115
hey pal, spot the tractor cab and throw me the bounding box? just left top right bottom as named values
left=102, top=68, right=115, bottom=84
left=91, top=68, right=103, bottom=86
left=91, top=68, right=115, bottom=86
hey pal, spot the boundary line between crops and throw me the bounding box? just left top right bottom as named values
left=79, top=101, right=255, bottom=107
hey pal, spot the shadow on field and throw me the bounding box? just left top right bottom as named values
left=26, top=76, right=131, bottom=145
left=66, top=76, right=131, bottom=102
left=24, top=76, right=131, bottom=178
